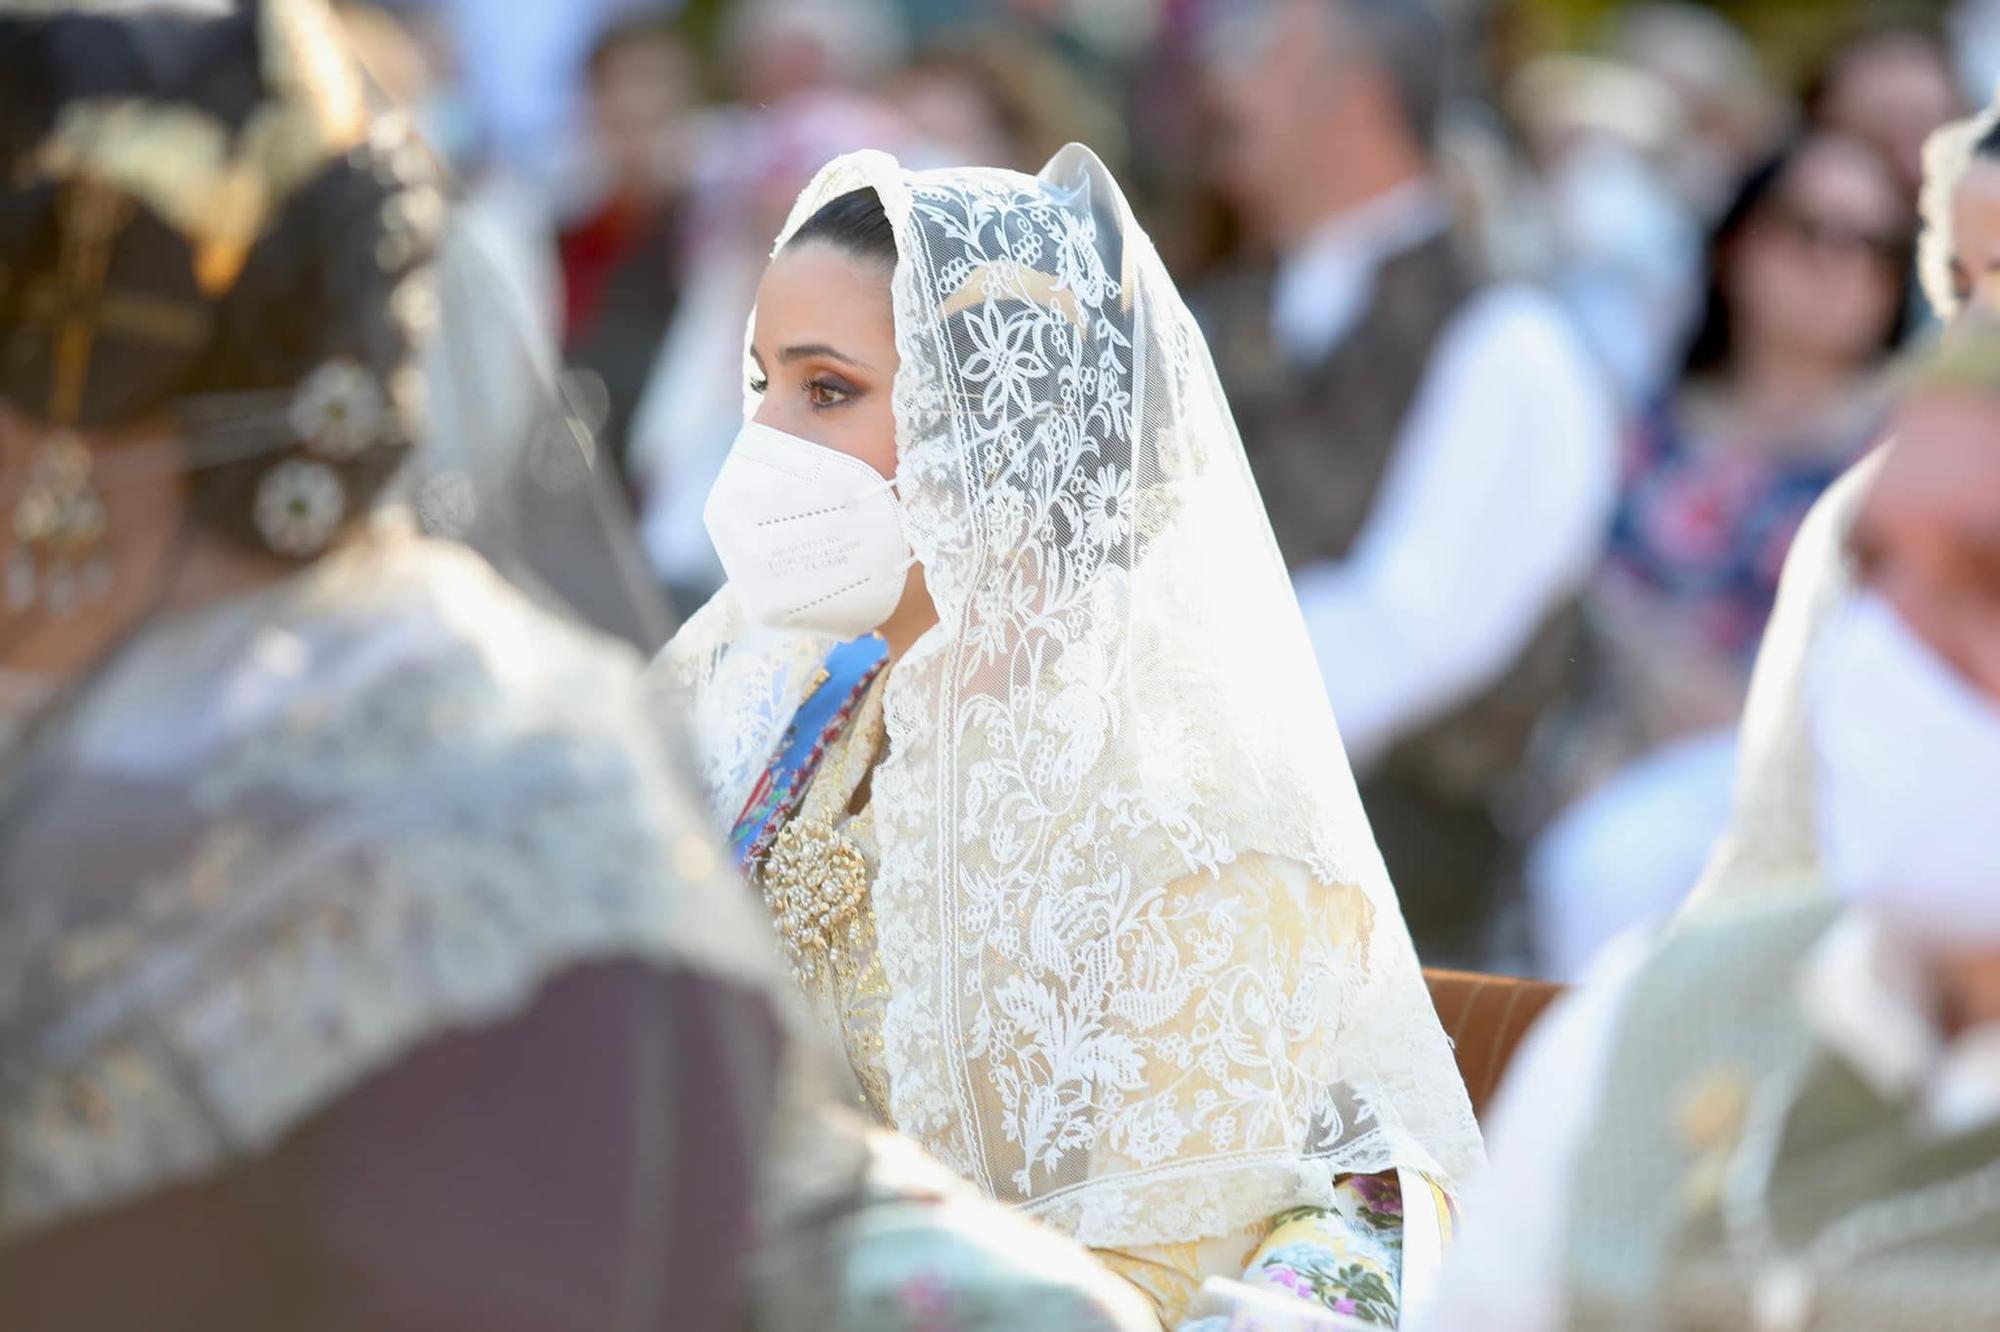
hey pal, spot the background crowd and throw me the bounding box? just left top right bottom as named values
left=336, top=0, right=1992, bottom=979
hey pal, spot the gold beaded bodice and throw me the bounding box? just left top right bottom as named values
left=754, top=674, right=895, bottom=1123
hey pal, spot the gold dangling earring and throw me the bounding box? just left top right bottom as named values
left=8, top=433, right=110, bottom=617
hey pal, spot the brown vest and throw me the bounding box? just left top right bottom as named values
left=1206, top=231, right=1475, bottom=567
left=1201, top=234, right=1581, bottom=956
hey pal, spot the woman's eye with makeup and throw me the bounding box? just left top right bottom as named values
left=805, top=377, right=854, bottom=408
left=748, top=375, right=770, bottom=396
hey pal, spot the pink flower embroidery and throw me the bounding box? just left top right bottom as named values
left=1260, top=1265, right=1316, bottom=1301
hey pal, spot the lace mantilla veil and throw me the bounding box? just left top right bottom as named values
left=658, top=146, right=1483, bottom=1246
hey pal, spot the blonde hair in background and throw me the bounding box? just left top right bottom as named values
left=1918, top=93, right=2000, bottom=323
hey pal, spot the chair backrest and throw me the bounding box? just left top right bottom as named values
left=1423, top=969, right=1567, bottom=1119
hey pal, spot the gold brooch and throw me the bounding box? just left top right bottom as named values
left=760, top=813, right=871, bottom=990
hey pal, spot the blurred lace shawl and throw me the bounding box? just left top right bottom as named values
left=0, top=531, right=776, bottom=1238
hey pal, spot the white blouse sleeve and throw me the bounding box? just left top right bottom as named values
left=1294, top=286, right=1618, bottom=771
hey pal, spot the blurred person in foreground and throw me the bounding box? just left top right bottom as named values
left=1422, top=322, right=2000, bottom=1332
left=0, top=6, right=1159, bottom=1331
left=1196, top=0, right=1618, bottom=966
left=0, top=2, right=783, bottom=1327
left=1529, top=132, right=1912, bottom=979
left=1691, top=94, right=2000, bottom=919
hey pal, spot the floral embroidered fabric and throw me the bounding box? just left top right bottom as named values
left=1102, top=1174, right=1409, bottom=1329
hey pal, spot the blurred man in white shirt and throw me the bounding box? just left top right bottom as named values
left=1197, top=0, right=1617, bottom=964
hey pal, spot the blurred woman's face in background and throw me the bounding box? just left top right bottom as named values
left=1728, top=135, right=1910, bottom=368
left=1950, top=157, right=2000, bottom=316
left=890, top=67, right=1019, bottom=170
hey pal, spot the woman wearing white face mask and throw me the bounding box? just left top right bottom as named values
left=1418, top=327, right=2000, bottom=1332
left=656, top=148, right=1481, bottom=1328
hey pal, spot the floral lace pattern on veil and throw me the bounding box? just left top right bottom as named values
left=659, top=146, right=1481, bottom=1249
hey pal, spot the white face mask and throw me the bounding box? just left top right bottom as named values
left=703, top=420, right=912, bottom=637
left=1809, top=591, right=2000, bottom=946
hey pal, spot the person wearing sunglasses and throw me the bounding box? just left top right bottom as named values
left=1529, top=131, right=1914, bottom=979
left=1691, top=94, right=2000, bottom=922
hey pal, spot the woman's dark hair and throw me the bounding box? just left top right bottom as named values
left=1680, top=135, right=1913, bottom=383
left=0, top=3, right=442, bottom=564
left=180, top=143, right=437, bottom=561
left=785, top=187, right=898, bottom=268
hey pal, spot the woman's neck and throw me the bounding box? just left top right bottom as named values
left=6, top=521, right=299, bottom=691
left=877, top=570, right=939, bottom=666
left=878, top=606, right=934, bottom=665
left=162, top=530, right=293, bottom=612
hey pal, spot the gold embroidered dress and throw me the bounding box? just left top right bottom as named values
left=753, top=670, right=1454, bottom=1326
left=760, top=672, right=898, bottom=1121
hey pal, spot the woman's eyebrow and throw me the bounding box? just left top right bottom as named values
left=778, top=342, right=873, bottom=369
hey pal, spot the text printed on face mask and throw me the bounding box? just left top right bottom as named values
left=765, top=532, right=869, bottom=580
